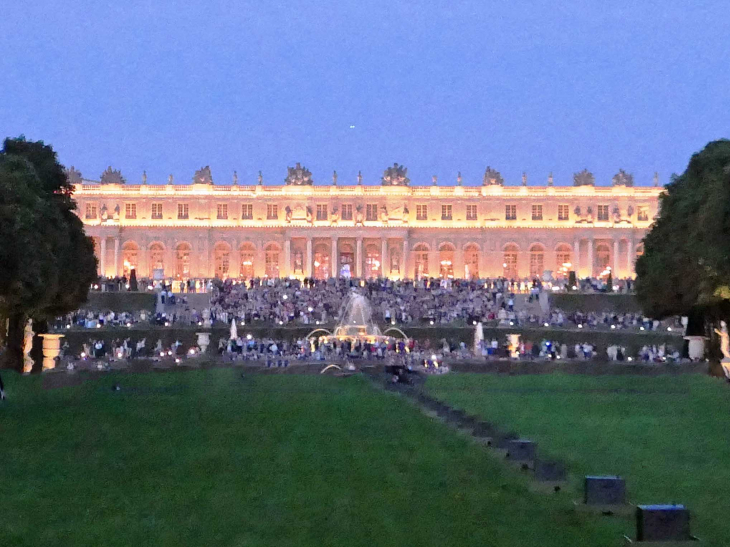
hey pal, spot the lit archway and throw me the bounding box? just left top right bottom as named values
left=464, top=243, right=480, bottom=279
left=364, top=244, right=381, bottom=278
left=503, top=244, right=519, bottom=279
left=175, top=243, right=192, bottom=279
left=265, top=243, right=281, bottom=278
left=339, top=243, right=354, bottom=278
left=149, top=242, right=165, bottom=278
left=439, top=243, right=455, bottom=279
left=595, top=243, right=611, bottom=277
left=122, top=241, right=139, bottom=277
left=529, top=244, right=545, bottom=279
left=239, top=242, right=256, bottom=279
left=313, top=242, right=331, bottom=279
left=555, top=244, right=572, bottom=279
left=214, top=242, right=231, bottom=279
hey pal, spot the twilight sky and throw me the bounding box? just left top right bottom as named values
left=1, top=1, right=728, bottom=187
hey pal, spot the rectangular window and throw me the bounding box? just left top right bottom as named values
left=341, top=204, right=353, bottom=220
left=505, top=204, right=516, bottom=220
left=241, top=204, right=253, bottom=220
left=558, top=204, right=570, bottom=221
left=597, top=204, right=609, bottom=221
left=267, top=204, right=278, bottom=220
left=531, top=204, right=543, bottom=221
left=316, top=204, right=328, bottom=221
left=366, top=203, right=378, bottom=221
left=441, top=204, right=453, bottom=220
left=151, top=203, right=163, bottom=220
left=85, top=203, right=97, bottom=219
left=637, top=205, right=649, bottom=222
left=466, top=204, right=478, bottom=221
left=177, top=203, right=189, bottom=219
left=125, top=203, right=136, bottom=219
left=217, top=204, right=228, bottom=220
left=416, top=205, right=428, bottom=220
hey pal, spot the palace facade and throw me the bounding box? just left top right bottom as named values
left=71, top=164, right=663, bottom=281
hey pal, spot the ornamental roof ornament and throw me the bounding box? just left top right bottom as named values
left=573, top=168, right=595, bottom=187
left=232, top=171, right=238, bottom=185
left=381, top=163, right=410, bottom=186
left=457, top=172, right=462, bottom=185
left=521, top=172, right=527, bottom=186
left=548, top=172, right=554, bottom=186
left=285, top=162, right=313, bottom=186
left=66, top=166, right=82, bottom=185
left=611, top=169, right=634, bottom=187
left=653, top=172, right=659, bottom=187
left=100, top=166, right=126, bottom=184
left=482, top=166, right=503, bottom=186
left=193, top=166, right=213, bottom=184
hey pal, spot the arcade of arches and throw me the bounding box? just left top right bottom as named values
left=95, top=234, right=645, bottom=281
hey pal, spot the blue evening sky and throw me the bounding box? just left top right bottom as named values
left=1, top=1, right=728, bottom=187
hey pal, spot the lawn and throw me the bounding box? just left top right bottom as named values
left=426, top=373, right=730, bottom=547
left=0, top=370, right=624, bottom=547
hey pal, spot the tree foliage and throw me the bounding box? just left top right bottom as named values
left=0, top=137, right=98, bottom=371
left=636, top=139, right=730, bottom=321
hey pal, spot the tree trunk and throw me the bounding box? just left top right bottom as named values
left=5, top=313, right=26, bottom=372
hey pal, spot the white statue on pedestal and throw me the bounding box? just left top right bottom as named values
left=202, top=308, right=212, bottom=328
left=715, top=321, right=730, bottom=361
left=23, top=319, right=34, bottom=374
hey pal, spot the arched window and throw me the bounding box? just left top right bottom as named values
left=464, top=244, right=479, bottom=279
left=364, top=244, right=381, bottom=278
left=265, top=243, right=280, bottom=278
left=555, top=244, right=572, bottom=279
left=503, top=244, right=519, bottom=279
left=313, top=242, right=331, bottom=279
left=122, top=241, right=139, bottom=277
left=439, top=243, right=455, bottom=279
left=529, top=244, right=545, bottom=279
left=239, top=243, right=256, bottom=279
left=595, top=243, right=611, bottom=277
left=175, top=243, right=191, bottom=279
left=413, top=244, right=429, bottom=279
left=214, top=242, right=231, bottom=279
left=339, top=243, right=354, bottom=278
left=149, top=243, right=165, bottom=278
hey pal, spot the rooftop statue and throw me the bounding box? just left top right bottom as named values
left=573, top=168, right=595, bottom=187
left=258, top=171, right=263, bottom=185
left=522, top=172, right=527, bottom=186
left=357, top=170, right=363, bottom=185
left=142, top=171, right=147, bottom=185
left=457, top=171, right=462, bottom=185
left=193, top=166, right=213, bottom=185
left=66, top=166, right=82, bottom=185
left=100, top=166, right=126, bottom=185
left=232, top=171, right=238, bottom=185
left=548, top=172, right=554, bottom=186
left=168, top=174, right=174, bottom=185
left=332, top=170, right=337, bottom=185
left=612, top=169, right=634, bottom=187
left=285, top=163, right=313, bottom=186
left=432, top=175, right=438, bottom=186
left=482, top=166, right=504, bottom=186
left=381, top=163, right=410, bottom=186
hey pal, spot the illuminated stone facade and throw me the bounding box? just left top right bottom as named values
left=73, top=164, right=663, bottom=281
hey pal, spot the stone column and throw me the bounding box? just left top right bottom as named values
left=305, top=237, right=313, bottom=278
left=627, top=239, right=634, bottom=277
left=573, top=239, right=580, bottom=275
left=356, top=237, right=363, bottom=278
left=100, top=237, right=107, bottom=277
left=613, top=239, right=620, bottom=278
left=381, top=238, right=388, bottom=277
left=283, top=239, right=291, bottom=277
left=331, top=237, right=338, bottom=278
left=587, top=238, right=594, bottom=278
left=402, top=239, right=409, bottom=279
left=114, top=237, right=120, bottom=277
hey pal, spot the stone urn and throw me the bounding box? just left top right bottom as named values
left=684, top=335, right=706, bottom=361
left=196, top=332, right=211, bottom=354
left=40, top=334, right=65, bottom=371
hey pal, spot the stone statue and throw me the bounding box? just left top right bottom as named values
left=627, top=205, right=634, bottom=217
left=357, top=171, right=363, bottom=185
left=457, top=172, right=462, bottom=185
left=142, top=171, right=147, bottom=185
left=715, top=321, right=730, bottom=361
left=380, top=205, right=388, bottom=222
left=332, top=170, right=337, bottom=185
left=100, top=166, right=126, bottom=184
left=573, top=169, right=595, bottom=187
left=574, top=206, right=581, bottom=218
left=285, top=206, right=292, bottom=223
left=612, top=206, right=621, bottom=222
left=232, top=171, right=238, bottom=185
left=168, top=174, right=174, bottom=185
left=522, top=172, right=527, bottom=186
left=355, top=205, right=364, bottom=225
left=432, top=175, right=438, bottom=186
left=482, top=166, right=504, bottom=186
left=113, top=204, right=120, bottom=220
left=100, top=204, right=108, bottom=221
left=586, top=206, right=594, bottom=222
left=330, top=206, right=339, bottom=224
left=284, top=163, right=313, bottom=186
left=305, top=206, right=313, bottom=224
left=23, top=319, right=34, bottom=374
left=654, top=172, right=659, bottom=187
left=66, top=166, right=82, bottom=185
left=202, top=308, right=212, bottom=328
left=612, top=169, right=634, bottom=187
left=154, top=339, right=163, bottom=354
left=258, top=171, right=263, bottom=185
left=403, top=204, right=409, bottom=216
left=381, top=163, right=410, bottom=186
left=193, top=166, right=213, bottom=185
left=548, top=172, right=554, bottom=186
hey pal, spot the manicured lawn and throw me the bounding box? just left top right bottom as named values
left=427, top=373, right=730, bottom=547
left=0, top=370, right=623, bottom=547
